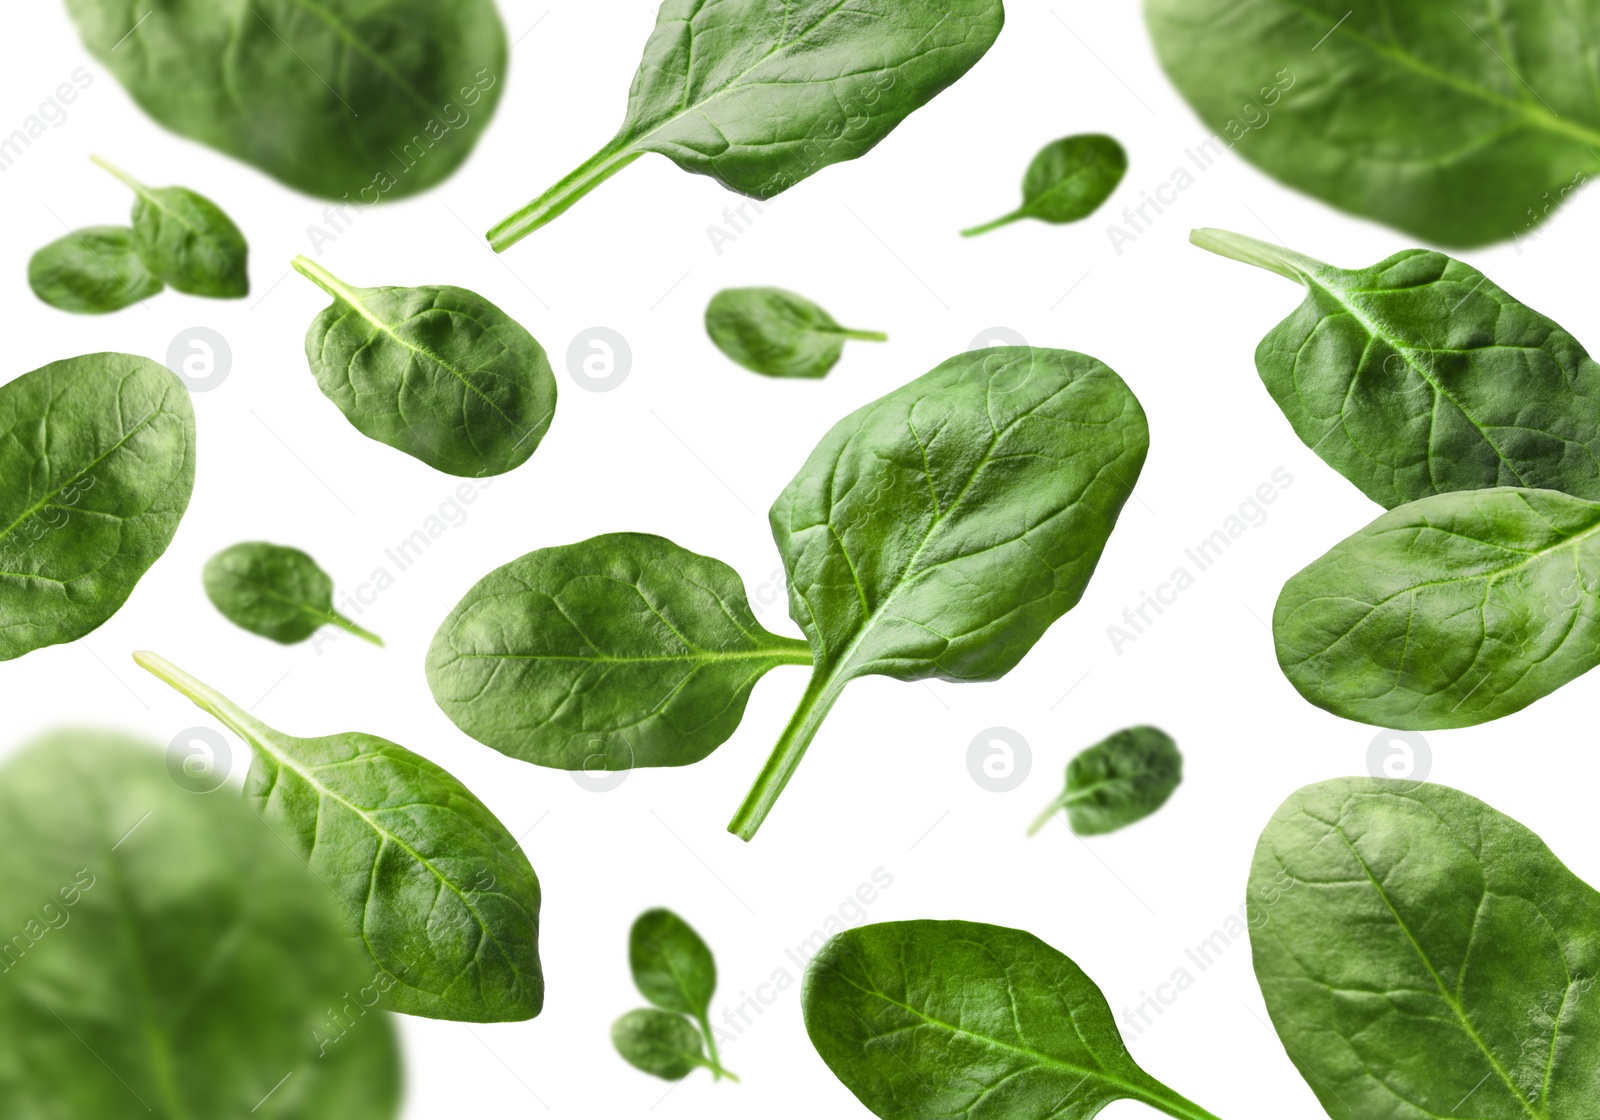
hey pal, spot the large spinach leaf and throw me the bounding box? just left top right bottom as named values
left=205, top=541, right=382, bottom=646
left=1193, top=228, right=1600, bottom=510
left=65, top=0, right=505, bottom=200
left=1275, top=486, right=1600, bottom=730
left=294, top=257, right=557, bottom=478
left=963, top=133, right=1127, bottom=237
left=28, top=226, right=162, bottom=313
left=1253, top=778, right=1600, bottom=1117
left=615, top=908, right=736, bottom=1082
left=804, top=920, right=1225, bottom=1120
left=0, top=731, right=401, bottom=1118
left=487, top=0, right=1006, bottom=250
left=0, top=353, right=195, bottom=661
left=1028, top=725, right=1182, bottom=837
left=706, top=288, right=887, bottom=379
left=1147, top=0, right=1600, bottom=246
left=135, top=652, right=544, bottom=1023
left=94, top=157, right=249, bottom=298
left=427, top=533, right=811, bottom=769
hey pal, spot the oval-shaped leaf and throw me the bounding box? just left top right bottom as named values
left=66, top=0, right=506, bottom=200
left=1275, top=486, right=1600, bottom=729
left=28, top=225, right=162, bottom=313
left=0, top=353, right=195, bottom=661
left=963, top=133, right=1127, bottom=237
left=612, top=1009, right=705, bottom=1080
left=0, top=731, right=402, bottom=1118
left=630, top=908, right=716, bottom=1019
left=135, top=652, right=544, bottom=1023
left=1029, top=725, right=1182, bottom=836
left=94, top=158, right=249, bottom=298
left=1253, top=778, right=1600, bottom=1117
left=1194, top=229, right=1600, bottom=509
left=294, top=257, right=557, bottom=477
left=204, top=541, right=382, bottom=646
left=706, top=288, right=886, bottom=379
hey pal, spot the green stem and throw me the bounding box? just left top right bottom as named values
left=1188, top=228, right=1325, bottom=282
left=291, top=255, right=359, bottom=303
left=1139, top=1086, right=1228, bottom=1120
left=834, top=328, right=889, bottom=342
left=90, top=154, right=147, bottom=195
left=961, top=210, right=1025, bottom=237
left=695, top=1013, right=738, bottom=1082
left=328, top=611, right=384, bottom=647
left=727, top=664, right=848, bottom=842
left=133, top=651, right=276, bottom=745
left=488, top=139, right=644, bottom=252
left=1026, top=794, right=1070, bottom=837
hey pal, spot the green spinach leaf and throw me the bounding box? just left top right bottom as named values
left=204, top=541, right=382, bottom=646
left=733, top=347, right=1148, bottom=838
left=0, top=731, right=401, bottom=1118
left=1147, top=0, right=1600, bottom=245
left=616, top=909, right=737, bottom=1081
left=134, top=652, right=544, bottom=1023
left=426, top=533, right=811, bottom=770
left=1193, top=228, right=1600, bottom=509
left=612, top=1009, right=713, bottom=1081
left=1028, top=725, right=1182, bottom=836
left=0, top=353, right=195, bottom=661
left=94, top=157, right=249, bottom=298
left=488, top=0, right=1006, bottom=251
left=706, top=288, right=887, bottom=379
left=293, top=257, right=557, bottom=477
left=803, top=920, right=1224, bottom=1120
left=963, top=133, right=1127, bottom=237
left=27, top=225, right=162, bottom=313
left=1253, top=778, right=1600, bottom=1117
left=66, top=0, right=505, bottom=200
left=1275, top=485, right=1600, bottom=730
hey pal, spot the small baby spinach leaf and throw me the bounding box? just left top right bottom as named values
left=803, top=920, right=1225, bottom=1120
left=488, top=0, right=1006, bottom=251
left=1275, top=486, right=1600, bottom=730
left=27, top=225, right=162, bottom=313
left=733, top=347, right=1148, bottom=839
left=293, top=256, right=557, bottom=478
left=1192, top=228, right=1600, bottom=510
left=66, top=0, right=506, bottom=201
left=94, top=156, right=248, bottom=298
left=134, top=652, right=544, bottom=1023
left=1253, top=778, right=1600, bottom=1117
left=204, top=541, right=383, bottom=646
left=0, top=731, right=401, bottom=1118
left=0, top=353, right=195, bottom=661
left=1028, top=725, right=1182, bottom=836
left=612, top=1009, right=712, bottom=1081
left=426, top=533, right=811, bottom=770
left=962, top=133, right=1127, bottom=237
left=616, top=909, right=736, bottom=1082
left=706, top=288, right=886, bottom=379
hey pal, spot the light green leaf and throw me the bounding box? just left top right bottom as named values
left=706, top=288, right=886, bottom=379
left=28, top=226, right=162, bottom=313
left=204, top=541, right=382, bottom=646
left=95, top=157, right=248, bottom=298
left=963, top=133, right=1127, bottom=237
left=1029, top=725, right=1182, bottom=836
left=612, top=1009, right=708, bottom=1081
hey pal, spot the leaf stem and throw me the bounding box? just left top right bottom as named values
left=1140, top=1086, right=1228, bottom=1120
left=291, top=255, right=360, bottom=304
left=487, top=139, right=645, bottom=252
left=696, top=1013, right=738, bottom=1081
left=90, top=154, right=147, bottom=195
left=328, top=611, right=384, bottom=647
left=1188, top=228, right=1325, bottom=281
left=961, top=210, right=1024, bottom=237
left=1026, top=795, right=1069, bottom=837
left=132, top=651, right=276, bottom=745
left=836, top=328, right=889, bottom=342
left=727, top=663, right=847, bottom=841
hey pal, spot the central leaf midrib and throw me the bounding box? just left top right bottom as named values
left=455, top=647, right=810, bottom=665
left=0, top=404, right=163, bottom=547
left=271, top=0, right=440, bottom=118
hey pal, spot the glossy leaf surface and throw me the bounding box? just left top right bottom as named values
left=204, top=541, right=382, bottom=646
left=27, top=226, right=162, bottom=313
left=963, top=133, right=1126, bottom=236
left=706, top=288, right=886, bottom=379
left=1028, top=725, right=1182, bottom=836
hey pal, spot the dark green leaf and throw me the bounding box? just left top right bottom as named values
left=0, top=731, right=402, bottom=1118
left=803, top=920, right=1225, bottom=1120
left=706, top=288, right=886, bottom=379
left=612, top=1009, right=706, bottom=1081
left=1193, top=228, right=1600, bottom=509
left=630, top=909, right=716, bottom=1018
left=135, top=652, right=544, bottom=1023
left=731, top=347, right=1148, bottom=838
left=204, top=541, right=382, bottom=646
left=426, top=533, right=811, bottom=769
left=95, top=157, right=248, bottom=298
left=1275, top=486, right=1600, bottom=730
left=0, top=353, right=195, bottom=661
left=27, top=225, right=162, bottom=313
left=963, top=133, right=1127, bottom=237
left=1253, top=778, right=1600, bottom=1117
left=488, top=0, right=1005, bottom=250
left=1147, top=1, right=1600, bottom=246
left=66, top=0, right=505, bottom=200
left=294, top=256, right=557, bottom=478
left=1028, top=725, right=1182, bottom=836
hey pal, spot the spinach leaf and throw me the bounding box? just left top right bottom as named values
left=1028, top=725, right=1182, bottom=837
left=487, top=0, right=1006, bottom=251
left=706, top=288, right=887, bottom=379
left=66, top=0, right=505, bottom=201
left=616, top=909, right=737, bottom=1082
left=293, top=257, right=557, bottom=477
left=733, top=346, right=1148, bottom=839
left=804, top=920, right=1225, bottom=1120
left=962, top=133, right=1127, bottom=237
left=204, top=541, right=383, bottom=647
left=0, top=353, right=195, bottom=661
left=1193, top=228, right=1600, bottom=510
left=134, top=652, right=545, bottom=1023
left=426, top=533, right=811, bottom=770
left=612, top=1009, right=713, bottom=1081
left=1147, top=0, right=1600, bottom=246
left=27, top=225, right=162, bottom=313
left=1275, top=485, right=1600, bottom=730
left=0, top=731, right=401, bottom=1118
left=1253, top=778, right=1600, bottom=1117
left=94, top=157, right=249, bottom=298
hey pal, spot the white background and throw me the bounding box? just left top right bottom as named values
left=3, top=2, right=1599, bottom=1117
